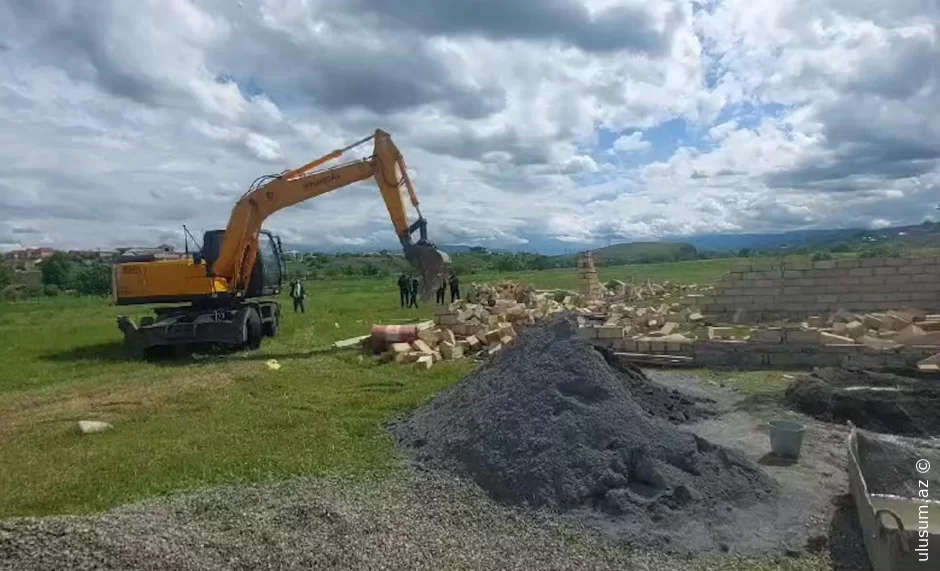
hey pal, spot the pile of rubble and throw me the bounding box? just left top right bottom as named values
left=577, top=301, right=705, bottom=354
left=376, top=281, right=582, bottom=369
left=745, top=308, right=940, bottom=348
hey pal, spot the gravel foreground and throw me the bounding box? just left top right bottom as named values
left=0, top=472, right=822, bottom=571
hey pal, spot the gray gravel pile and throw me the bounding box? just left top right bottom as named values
left=392, top=314, right=780, bottom=555
left=0, top=473, right=644, bottom=571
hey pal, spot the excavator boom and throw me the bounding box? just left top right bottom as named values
left=213, top=129, right=449, bottom=299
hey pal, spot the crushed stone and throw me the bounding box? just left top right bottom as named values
left=391, top=314, right=782, bottom=556
left=853, top=429, right=940, bottom=498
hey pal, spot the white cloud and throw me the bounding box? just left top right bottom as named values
left=611, top=132, right=652, bottom=153
left=0, top=0, right=937, bottom=252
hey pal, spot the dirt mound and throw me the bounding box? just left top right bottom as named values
left=784, top=368, right=940, bottom=437
left=392, top=314, right=778, bottom=555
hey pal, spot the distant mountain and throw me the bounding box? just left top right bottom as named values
left=686, top=222, right=940, bottom=253
left=588, top=241, right=698, bottom=263
left=684, top=229, right=865, bottom=252
left=437, top=244, right=512, bottom=255
left=281, top=221, right=940, bottom=256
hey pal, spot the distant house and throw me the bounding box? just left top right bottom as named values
left=4, top=247, right=55, bottom=262
left=3, top=247, right=55, bottom=270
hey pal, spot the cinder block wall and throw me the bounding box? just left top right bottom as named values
left=703, top=256, right=940, bottom=320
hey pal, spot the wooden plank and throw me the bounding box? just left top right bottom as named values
left=612, top=352, right=693, bottom=366
left=332, top=334, right=369, bottom=349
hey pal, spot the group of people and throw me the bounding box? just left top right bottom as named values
left=397, top=272, right=459, bottom=308
left=286, top=271, right=460, bottom=315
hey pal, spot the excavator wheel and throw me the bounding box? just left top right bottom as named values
left=245, top=307, right=263, bottom=350
left=263, top=306, right=280, bottom=338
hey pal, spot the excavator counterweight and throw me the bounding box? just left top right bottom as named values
left=113, top=129, right=450, bottom=356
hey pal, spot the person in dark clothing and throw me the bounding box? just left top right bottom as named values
left=289, top=279, right=306, bottom=313
left=449, top=273, right=460, bottom=302
left=435, top=281, right=446, bottom=304
left=408, top=275, right=420, bottom=308
left=397, top=273, right=410, bottom=308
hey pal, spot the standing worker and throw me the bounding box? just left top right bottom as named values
left=290, top=279, right=306, bottom=313
left=397, top=273, right=410, bottom=308
left=408, top=274, right=420, bottom=308
left=449, top=273, right=460, bottom=302
left=435, top=279, right=446, bottom=304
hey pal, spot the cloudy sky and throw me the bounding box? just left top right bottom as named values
left=1, top=0, right=938, bottom=253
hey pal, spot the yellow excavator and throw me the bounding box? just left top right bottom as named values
left=114, top=129, right=451, bottom=356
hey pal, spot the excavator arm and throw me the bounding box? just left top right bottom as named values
left=211, top=129, right=450, bottom=299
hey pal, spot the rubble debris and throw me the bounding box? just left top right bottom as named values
left=919, top=352, right=940, bottom=373
left=332, top=335, right=370, bottom=349
left=784, top=368, right=940, bottom=437
left=376, top=270, right=940, bottom=370
left=77, top=420, right=114, bottom=435
left=820, top=332, right=855, bottom=345
left=392, top=315, right=779, bottom=556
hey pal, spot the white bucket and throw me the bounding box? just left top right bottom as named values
left=769, top=420, right=806, bottom=459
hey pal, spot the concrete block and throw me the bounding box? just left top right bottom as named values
left=749, top=329, right=783, bottom=343
left=898, top=265, right=926, bottom=275
left=411, top=340, right=434, bottom=354
left=440, top=342, right=463, bottom=360
left=390, top=342, right=412, bottom=354
left=622, top=338, right=638, bottom=352
left=414, top=355, right=434, bottom=370
left=418, top=328, right=440, bottom=347
left=807, top=316, right=825, bottom=328
left=435, top=314, right=459, bottom=326
left=465, top=335, right=481, bottom=350
left=707, top=326, right=734, bottom=340
left=845, top=321, right=866, bottom=339
left=911, top=256, right=938, bottom=265
left=848, top=267, right=874, bottom=277
left=486, top=343, right=502, bottom=356
left=885, top=310, right=914, bottom=329
left=860, top=257, right=886, bottom=268
left=829, top=309, right=859, bottom=324
left=578, top=326, right=598, bottom=339
left=598, top=326, right=625, bottom=339
left=821, top=332, right=856, bottom=345
left=786, top=329, right=821, bottom=344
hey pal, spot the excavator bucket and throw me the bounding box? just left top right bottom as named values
left=404, top=244, right=452, bottom=300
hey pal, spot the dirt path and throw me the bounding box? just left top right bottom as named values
left=646, top=371, right=870, bottom=570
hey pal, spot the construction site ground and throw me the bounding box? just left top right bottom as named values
left=1, top=258, right=937, bottom=570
